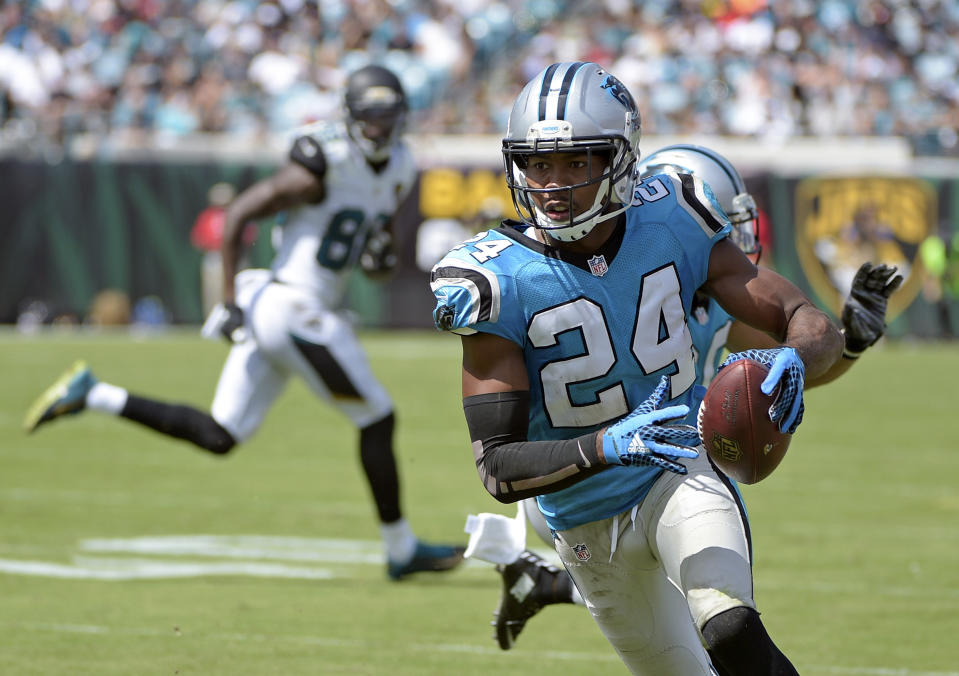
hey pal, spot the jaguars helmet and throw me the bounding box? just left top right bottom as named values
left=503, top=62, right=641, bottom=242
left=637, top=144, right=760, bottom=259
left=345, top=65, right=408, bottom=163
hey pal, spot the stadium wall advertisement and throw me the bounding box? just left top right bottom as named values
left=2, top=156, right=958, bottom=339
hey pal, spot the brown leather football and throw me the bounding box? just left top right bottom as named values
left=697, top=358, right=791, bottom=484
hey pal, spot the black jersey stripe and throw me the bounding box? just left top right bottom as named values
left=679, top=173, right=725, bottom=233
left=555, top=62, right=585, bottom=120
left=432, top=265, right=495, bottom=324
left=538, top=63, right=561, bottom=120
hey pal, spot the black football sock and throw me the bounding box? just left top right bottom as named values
left=359, top=413, right=401, bottom=524
left=703, top=606, right=798, bottom=676
left=120, top=394, right=236, bottom=454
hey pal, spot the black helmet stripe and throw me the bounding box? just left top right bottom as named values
left=537, top=63, right=560, bottom=120
left=538, top=62, right=587, bottom=121
left=555, top=62, right=586, bottom=120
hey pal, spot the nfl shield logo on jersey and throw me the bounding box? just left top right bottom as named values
left=587, top=255, right=608, bottom=277
left=573, top=543, right=591, bottom=562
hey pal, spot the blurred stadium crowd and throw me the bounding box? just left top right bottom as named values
left=1, top=0, right=958, bottom=156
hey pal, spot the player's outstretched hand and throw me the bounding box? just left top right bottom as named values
left=720, top=348, right=805, bottom=434
left=842, top=262, right=903, bottom=355
left=601, top=376, right=700, bottom=474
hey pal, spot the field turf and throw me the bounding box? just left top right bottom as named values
left=1, top=329, right=957, bottom=675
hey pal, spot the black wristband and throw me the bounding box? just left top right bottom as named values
left=841, top=330, right=863, bottom=359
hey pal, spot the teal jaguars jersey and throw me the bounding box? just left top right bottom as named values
left=431, top=173, right=731, bottom=530
left=687, top=294, right=734, bottom=414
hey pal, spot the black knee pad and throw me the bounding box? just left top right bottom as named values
left=703, top=606, right=798, bottom=676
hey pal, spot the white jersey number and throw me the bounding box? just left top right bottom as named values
left=527, top=265, right=694, bottom=427
left=316, top=210, right=388, bottom=270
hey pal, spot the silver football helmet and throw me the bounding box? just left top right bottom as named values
left=637, top=144, right=760, bottom=258
left=503, top=62, right=642, bottom=242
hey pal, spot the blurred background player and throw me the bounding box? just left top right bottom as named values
left=468, top=144, right=903, bottom=654
left=23, top=64, right=465, bottom=581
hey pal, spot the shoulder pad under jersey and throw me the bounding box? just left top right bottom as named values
left=631, top=172, right=730, bottom=240
left=289, top=135, right=327, bottom=176
left=429, top=230, right=518, bottom=336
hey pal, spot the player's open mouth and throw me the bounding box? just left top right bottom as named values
left=543, top=200, right=573, bottom=221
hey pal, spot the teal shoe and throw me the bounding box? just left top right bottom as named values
left=387, top=541, right=466, bottom=581
left=23, top=360, right=97, bottom=433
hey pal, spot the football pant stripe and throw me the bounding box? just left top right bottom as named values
left=709, top=459, right=754, bottom=572
left=290, top=333, right=362, bottom=399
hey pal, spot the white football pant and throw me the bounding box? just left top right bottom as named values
left=210, top=271, right=393, bottom=441
left=551, top=451, right=752, bottom=675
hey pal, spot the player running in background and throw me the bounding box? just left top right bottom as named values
left=24, top=64, right=465, bottom=581
left=431, top=61, right=843, bottom=675
left=465, top=144, right=903, bottom=654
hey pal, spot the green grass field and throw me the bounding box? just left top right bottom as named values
left=1, top=329, right=957, bottom=675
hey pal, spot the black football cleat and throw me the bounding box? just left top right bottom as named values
left=493, top=550, right=564, bottom=650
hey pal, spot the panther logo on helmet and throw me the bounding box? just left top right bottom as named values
left=601, top=75, right=635, bottom=111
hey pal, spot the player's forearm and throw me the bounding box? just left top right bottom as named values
left=463, top=392, right=608, bottom=503
left=220, top=182, right=276, bottom=302
left=805, top=355, right=855, bottom=388
left=784, top=303, right=843, bottom=380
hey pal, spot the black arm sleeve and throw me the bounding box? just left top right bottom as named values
left=289, top=136, right=327, bottom=178
left=463, top=391, right=608, bottom=504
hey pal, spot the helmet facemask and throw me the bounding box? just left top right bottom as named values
left=347, top=105, right=406, bottom=163
left=727, top=191, right=760, bottom=260
left=503, top=119, right=637, bottom=243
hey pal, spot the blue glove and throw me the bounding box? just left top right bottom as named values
left=719, top=347, right=805, bottom=434
left=601, top=376, right=701, bottom=474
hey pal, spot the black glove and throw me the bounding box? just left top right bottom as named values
left=841, top=262, right=903, bottom=356
left=360, top=230, right=397, bottom=274
left=220, top=302, right=246, bottom=344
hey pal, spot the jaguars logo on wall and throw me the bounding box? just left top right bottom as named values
left=794, top=176, right=934, bottom=317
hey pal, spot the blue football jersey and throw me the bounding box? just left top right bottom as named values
left=687, top=294, right=734, bottom=414
left=431, top=173, right=730, bottom=530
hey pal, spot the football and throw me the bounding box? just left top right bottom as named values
left=697, top=358, right=792, bottom=484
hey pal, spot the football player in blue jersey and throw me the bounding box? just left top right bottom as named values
left=24, top=64, right=465, bottom=581
left=467, top=144, right=903, bottom=656
left=431, top=62, right=844, bottom=675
